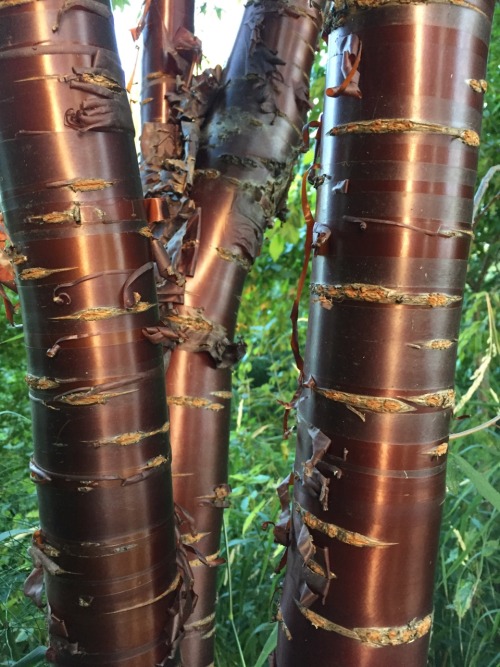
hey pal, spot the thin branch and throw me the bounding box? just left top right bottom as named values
left=450, top=414, right=500, bottom=440
left=473, top=164, right=500, bottom=224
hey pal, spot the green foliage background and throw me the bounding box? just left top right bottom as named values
left=0, top=6, right=498, bottom=667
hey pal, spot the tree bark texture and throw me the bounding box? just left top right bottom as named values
left=0, top=1, right=192, bottom=664
left=138, top=1, right=328, bottom=664
left=275, top=1, right=495, bottom=666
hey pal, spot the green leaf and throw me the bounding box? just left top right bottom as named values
left=453, top=577, right=476, bottom=619
left=254, top=623, right=278, bottom=667
left=452, top=453, right=500, bottom=511
left=1, top=332, right=24, bottom=344
left=269, top=234, right=285, bottom=261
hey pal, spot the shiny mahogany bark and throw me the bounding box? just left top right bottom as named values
left=0, top=1, right=191, bottom=664
left=139, top=1, right=328, bottom=664
left=275, top=1, right=495, bottom=666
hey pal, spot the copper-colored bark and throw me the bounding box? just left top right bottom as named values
left=0, top=1, right=190, bottom=664
left=137, top=0, right=327, bottom=663
left=275, top=1, right=495, bottom=665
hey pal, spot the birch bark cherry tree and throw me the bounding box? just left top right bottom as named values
left=0, top=0, right=495, bottom=665
left=0, top=2, right=194, bottom=665
left=275, top=1, right=495, bottom=666
left=137, top=1, right=327, bottom=664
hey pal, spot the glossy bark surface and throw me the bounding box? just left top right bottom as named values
left=0, top=1, right=183, bottom=664
left=276, top=1, right=495, bottom=665
left=140, top=1, right=328, bottom=664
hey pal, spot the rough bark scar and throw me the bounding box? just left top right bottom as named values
left=407, top=339, right=456, bottom=350
left=94, top=422, right=170, bottom=447
left=25, top=375, right=61, bottom=390
left=19, top=267, right=77, bottom=280
left=311, top=282, right=462, bottom=308
left=51, top=302, right=154, bottom=321
left=210, top=391, right=233, bottom=399
left=425, top=442, right=449, bottom=458
left=26, top=206, right=81, bottom=225
left=3, top=246, right=27, bottom=265
left=296, top=601, right=432, bottom=646
left=328, top=118, right=480, bottom=146
left=310, top=384, right=415, bottom=414
left=404, top=389, right=455, bottom=409
left=296, top=504, right=396, bottom=547
left=198, top=483, right=232, bottom=508
left=46, top=178, right=115, bottom=192
left=216, top=247, right=253, bottom=271
left=167, top=396, right=224, bottom=411
left=466, top=78, right=488, bottom=93
left=309, top=381, right=454, bottom=414
left=181, top=531, right=210, bottom=545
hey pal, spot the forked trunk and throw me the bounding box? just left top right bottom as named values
left=276, top=1, right=495, bottom=665
left=0, top=1, right=190, bottom=664
left=138, top=0, right=327, bottom=664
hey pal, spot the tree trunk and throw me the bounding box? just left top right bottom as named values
left=0, top=1, right=192, bottom=664
left=276, top=1, right=495, bottom=665
left=138, top=1, right=327, bottom=664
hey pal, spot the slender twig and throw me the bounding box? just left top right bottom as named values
left=222, top=513, right=247, bottom=667
left=473, top=164, right=500, bottom=224
left=0, top=410, right=30, bottom=422
left=450, top=414, right=500, bottom=440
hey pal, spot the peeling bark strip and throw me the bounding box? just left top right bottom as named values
left=0, top=1, right=193, bottom=663
left=311, top=282, right=462, bottom=307
left=276, top=0, right=494, bottom=663
left=297, top=603, right=432, bottom=647
left=296, top=504, right=396, bottom=547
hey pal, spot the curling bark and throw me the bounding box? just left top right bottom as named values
left=0, top=1, right=193, bottom=664
left=275, top=1, right=495, bottom=665
left=138, top=1, right=327, bottom=664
